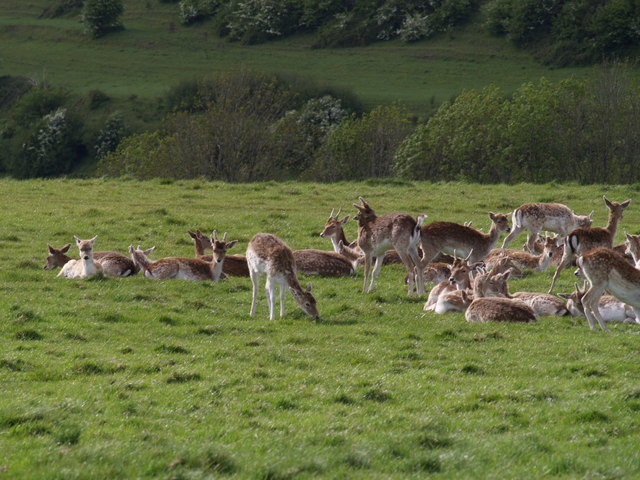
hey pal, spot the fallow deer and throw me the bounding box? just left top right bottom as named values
left=58, top=236, right=103, bottom=279
left=524, top=233, right=565, bottom=266
left=130, top=231, right=237, bottom=281
left=188, top=230, right=249, bottom=277
left=45, top=243, right=136, bottom=277
left=464, top=270, right=537, bottom=323
left=352, top=197, right=425, bottom=295
left=291, top=249, right=354, bottom=276
left=624, top=233, right=640, bottom=267
left=501, top=203, right=593, bottom=251
left=423, top=255, right=482, bottom=312
left=246, top=233, right=319, bottom=320
left=321, top=209, right=402, bottom=266
left=558, top=282, right=637, bottom=324
left=576, top=247, right=640, bottom=331
left=548, top=197, right=631, bottom=293
left=485, top=235, right=561, bottom=273
left=420, top=212, right=511, bottom=266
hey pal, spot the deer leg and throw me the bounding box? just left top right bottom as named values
left=249, top=270, right=260, bottom=317
left=501, top=225, right=525, bottom=249
left=525, top=230, right=540, bottom=253
left=398, top=250, right=418, bottom=296
left=408, top=247, right=425, bottom=295
left=548, top=249, right=574, bottom=294
left=362, top=255, right=372, bottom=293
left=583, top=285, right=608, bottom=332
left=266, top=277, right=276, bottom=320
left=368, top=256, right=385, bottom=293
left=279, top=282, right=286, bottom=318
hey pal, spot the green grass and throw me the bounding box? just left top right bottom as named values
left=1, top=178, right=640, bottom=478
left=0, top=0, right=607, bottom=114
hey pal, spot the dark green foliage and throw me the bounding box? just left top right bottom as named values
left=40, top=0, right=83, bottom=18
left=87, top=89, right=110, bottom=110
left=0, top=76, right=33, bottom=110
left=485, top=0, right=640, bottom=66
left=82, top=0, right=124, bottom=38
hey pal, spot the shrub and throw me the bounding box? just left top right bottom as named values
left=224, top=0, right=303, bottom=44
left=95, top=115, right=127, bottom=160
left=81, top=0, right=124, bottom=38
left=178, top=0, right=220, bottom=25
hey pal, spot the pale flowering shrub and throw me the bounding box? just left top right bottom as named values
left=178, top=0, right=219, bottom=24
left=225, top=0, right=300, bottom=43
left=397, top=13, right=433, bottom=42
left=95, top=115, right=126, bottom=160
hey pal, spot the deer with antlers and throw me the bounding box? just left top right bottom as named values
left=130, top=231, right=237, bottom=281
left=246, top=233, right=319, bottom=320
left=548, top=197, right=631, bottom=293
left=351, top=197, right=426, bottom=295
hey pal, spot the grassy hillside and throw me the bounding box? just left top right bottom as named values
left=1, top=179, right=640, bottom=478
left=0, top=0, right=603, bottom=113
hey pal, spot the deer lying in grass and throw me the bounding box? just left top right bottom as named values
left=58, top=236, right=103, bottom=279
left=420, top=212, right=511, bottom=266
left=482, top=266, right=568, bottom=317
left=485, top=235, right=561, bottom=273
left=524, top=233, right=565, bottom=266
left=576, top=247, right=640, bottom=331
left=558, top=281, right=637, bottom=324
left=246, top=233, right=319, bottom=320
left=352, top=197, right=425, bottom=295
left=320, top=209, right=402, bottom=266
left=189, top=230, right=249, bottom=277
left=423, top=255, right=482, bottom=312
left=501, top=202, right=593, bottom=251
left=464, top=269, right=537, bottom=323
left=548, top=197, right=631, bottom=293
left=130, top=231, right=237, bottom=281
left=46, top=242, right=136, bottom=277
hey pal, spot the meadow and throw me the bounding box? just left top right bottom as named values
left=1, top=178, right=640, bottom=479
left=0, top=0, right=600, bottom=114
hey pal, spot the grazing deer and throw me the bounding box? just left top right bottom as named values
left=58, top=236, right=103, bottom=279
left=130, top=231, right=237, bottom=281
left=501, top=203, right=593, bottom=251
left=464, top=269, right=537, bottom=323
left=188, top=229, right=249, bottom=277
left=352, top=197, right=426, bottom=295
left=548, top=197, right=631, bottom=293
left=246, top=233, right=319, bottom=320
left=420, top=213, right=511, bottom=267
left=558, top=282, right=637, bottom=324
left=576, top=247, right=640, bottom=331
left=485, top=235, right=561, bottom=273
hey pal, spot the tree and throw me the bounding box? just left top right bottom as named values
left=81, top=0, right=124, bottom=38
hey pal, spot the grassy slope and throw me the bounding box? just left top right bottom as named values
left=0, top=0, right=601, bottom=113
left=1, top=179, right=640, bottom=479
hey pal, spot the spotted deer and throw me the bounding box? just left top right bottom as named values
left=423, top=255, right=483, bottom=312
left=485, top=235, right=561, bottom=273
left=501, top=203, right=593, bottom=251
left=58, top=236, right=103, bottom=279
left=246, top=233, right=319, bottom=320
left=558, top=281, right=637, bottom=324
left=45, top=243, right=136, bottom=277
left=548, top=197, right=631, bottom=293
left=420, top=213, right=511, bottom=266
left=576, top=247, right=640, bottom=331
left=624, top=233, right=640, bottom=267
left=188, top=230, right=249, bottom=277
left=130, top=231, right=237, bottom=281
left=464, top=269, right=537, bottom=323
left=352, top=197, right=426, bottom=295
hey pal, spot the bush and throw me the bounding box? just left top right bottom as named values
left=95, top=115, right=127, bottom=160
left=82, top=0, right=124, bottom=38
left=178, top=0, right=220, bottom=25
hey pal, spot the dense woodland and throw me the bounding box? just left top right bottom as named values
left=1, top=0, right=639, bottom=183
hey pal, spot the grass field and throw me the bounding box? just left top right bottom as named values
left=1, top=178, right=640, bottom=479
left=0, top=0, right=603, bottom=113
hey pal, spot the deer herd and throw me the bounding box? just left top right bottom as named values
left=43, top=195, right=640, bottom=332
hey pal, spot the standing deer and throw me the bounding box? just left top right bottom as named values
left=501, top=203, right=593, bottom=251
left=130, top=231, right=236, bottom=281
left=558, top=281, right=637, bottom=324
left=58, top=236, right=103, bottom=279
left=352, top=197, right=425, bottom=295
left=576, top=247, right=640, bottom=331
left=188, top=230, right=249, bottom=277
left=624, top=233, right=640, bottom=267
left=548, top=197, right=631, bottom=293
left=246, top=233, right=319, bottom=320
left=420, top=212, right=511, bottom=266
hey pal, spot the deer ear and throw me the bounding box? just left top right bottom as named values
left=48, top=245, right=55, bottom=254
left=227, top=240, right=238, bottom=249
left=90, top=235, right=98, bottom=244
left=61, top=243, right=71, bottom=253
left=622, top=199, right=631, bottom=209
left=74, top=235, right=81, bottom=245
left=488, top=212, right=496, bottom=220
left=188, top=231, right=197, bottom=240
left=603, top=196, right=611, bottom=208
left=307, top=282, right=313, bottom=292
left=340, top=215, right=350, bottom=224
